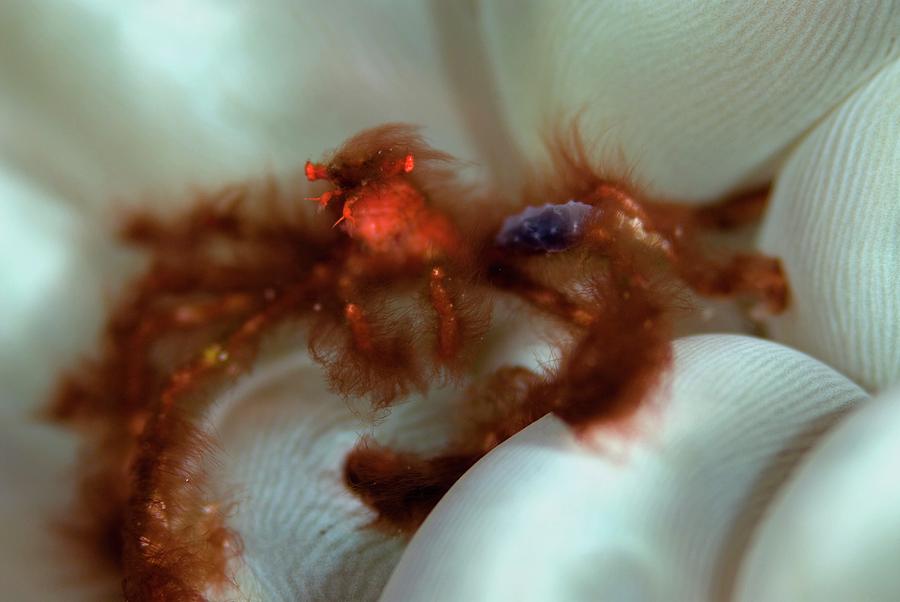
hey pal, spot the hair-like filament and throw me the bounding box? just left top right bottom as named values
left=48, top=124, right=788, bottom=600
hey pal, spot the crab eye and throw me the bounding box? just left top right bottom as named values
left=305, top=161, right=329, bottom=182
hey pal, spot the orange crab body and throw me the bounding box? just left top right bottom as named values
left=305, top=135, right=464, bottom=266
left=339, top=177, right=461, bottom=263
left=47, top=124, right=790, bottom=600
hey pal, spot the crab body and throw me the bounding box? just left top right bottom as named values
left=306, top=134, right=463, bottom=267
left=339, top=177, right=461, bottom=263
left=49, top=124, right=790, bottom=600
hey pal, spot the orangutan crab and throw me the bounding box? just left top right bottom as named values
left=48, top=124, right=787, bottom=600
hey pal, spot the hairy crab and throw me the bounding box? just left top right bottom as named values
left=49, top=124, right=788, bottom=600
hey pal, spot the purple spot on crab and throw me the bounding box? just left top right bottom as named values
left=496, top=200, right=594, bottom=253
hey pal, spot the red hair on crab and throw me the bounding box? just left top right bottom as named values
left=48, top=123, right=788, bottom=601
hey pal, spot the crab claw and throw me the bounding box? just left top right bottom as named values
left=333, top=198, right=357, bottom=228
left=333, top=212, right=356, bottom=229
left=305, top=190, right=336, bottom=210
